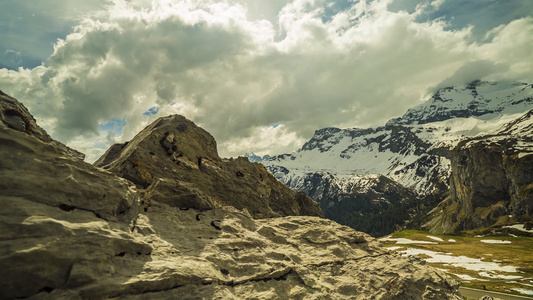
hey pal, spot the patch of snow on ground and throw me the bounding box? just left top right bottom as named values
left=387, top=246, right=403, bottom=251
left=504, top=224, right=533, bottom=233
left=378, top=237, right=438, bottom=244
left=448, top=239, right=456, bottom=242
left=453, top=274, right=484, bottom=281
left=480, top=240, right=512, bottom=244
left=427, top=236, right=444, bottom=242
left=398, top=248, right=518, bottom=273
left=512, top=288, right=533, bottom=296
left=478, top=272, right=522, bottom=280
left=518, top=152, right=533, bottom=159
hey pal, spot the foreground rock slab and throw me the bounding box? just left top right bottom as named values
left=0, top=91, right=461, bottom=299
left=2, top=201, right=461, bottom=299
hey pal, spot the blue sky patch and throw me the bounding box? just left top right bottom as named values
left=98, top=117, right=126, bottom=135
left=143, top=106, right=159, bottom=116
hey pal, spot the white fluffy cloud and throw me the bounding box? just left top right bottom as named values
left=1, top=0, right=533, bottom=162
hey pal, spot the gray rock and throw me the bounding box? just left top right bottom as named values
left=0, top=91, right=462, bottom=299
left=0, top=90, right=85, bottom=160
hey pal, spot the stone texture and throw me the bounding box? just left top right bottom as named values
left=0, top=91, right=462, bottom=299
left=94, top=114, right=323, bottom=219
left=0, top=90, right=85, bottom=160
left=425, top=110, right=533, bottom=234
left=0, top=97, right=137, bottom=223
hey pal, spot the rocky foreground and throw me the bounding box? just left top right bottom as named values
left=0, top=90, right=461, bottom=299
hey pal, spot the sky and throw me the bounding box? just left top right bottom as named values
left=1, top=0, right=533, bottom=162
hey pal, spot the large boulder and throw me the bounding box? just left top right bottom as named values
left=0, top=91, right=462, bottom=299
left=94, top=114, right=323, bottom=219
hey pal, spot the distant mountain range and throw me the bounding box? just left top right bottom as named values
left=249, top=80, right=533, bottom=236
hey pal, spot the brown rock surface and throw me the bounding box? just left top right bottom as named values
left=0, top=91, right=462, bottom=299
left=94, top=114, right=323, bottom=219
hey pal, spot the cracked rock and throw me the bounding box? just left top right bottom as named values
left=0, top=91, right=461, bottom=299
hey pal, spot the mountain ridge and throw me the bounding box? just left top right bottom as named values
left=257, top=80, right=533, bottom=236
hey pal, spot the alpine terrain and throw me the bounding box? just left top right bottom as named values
left=0, top=90, right=462, bottom=299
left=256, top=81, right=533, bottom=236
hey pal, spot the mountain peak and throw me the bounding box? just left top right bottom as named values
left=261, top=80, right=533, bottom=236
left=94, top=113, right=323, bottom=218
left=244, top=152, right=270, bottom=162
left=387, top=81, right=533, bottom=126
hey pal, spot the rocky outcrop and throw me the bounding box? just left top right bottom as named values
left=94, top=114, right=323, bottom=219
left=0, top=91, right=462, bottom=299
left=425, top=110, right=533, bottom=234
left=0, top=90, right=85, bottom=160
left=0, top=92, right=134, bottom=223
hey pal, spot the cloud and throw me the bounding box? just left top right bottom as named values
left=220, top=124, right=305, bottom=157
left=434, top=60, right=509, bottom=90
left=478, top=17, right=533, bottom=81
left=1, top=0, right=533, bottom=162
left=0, top=0, right=110, bottom=69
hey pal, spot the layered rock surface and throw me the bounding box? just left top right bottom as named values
left=0, top=91, right=461, bottom=299
left=94, top=114, right=322, bottom=219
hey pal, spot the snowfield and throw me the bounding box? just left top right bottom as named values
left=504, top=224, right=533, bottom=233
left=427, top=235, right=444, bottom=242
left=481, top=240, right=513, bottom=244
left=379, top=236, right=438, bottom=245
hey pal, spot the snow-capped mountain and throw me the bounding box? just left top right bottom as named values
left=257, top=81, right=533, bottom=236
left=244, top=152, right=270, bottom=163
left=387, top=80, right=533, bottom=125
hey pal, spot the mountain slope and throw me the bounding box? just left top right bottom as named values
left=258, top=81, right=533, bottom=235
left=387, top=81, right=533, bottom=125
left=0, top=91, right=461, bottom=299
left=425, top=109, right=533, bottom=234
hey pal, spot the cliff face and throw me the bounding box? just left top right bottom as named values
left=0, top=91, right=461, bottom=299
left=425, top=110, right=533, bottom=234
